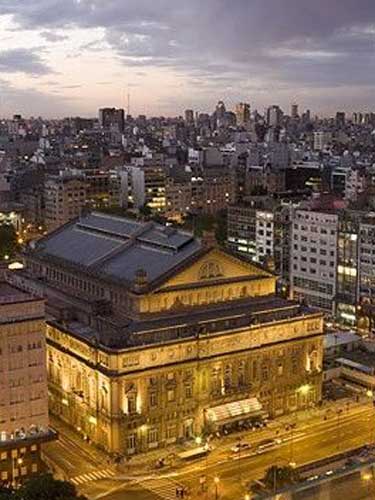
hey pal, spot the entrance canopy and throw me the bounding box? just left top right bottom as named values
left=206, top=397, right=265, bottom=425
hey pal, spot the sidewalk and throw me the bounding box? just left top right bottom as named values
left=116, top=396, right=372, bottom=474
left=49, top=396, right=372, bottom=477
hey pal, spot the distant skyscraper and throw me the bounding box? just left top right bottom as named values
left=267, top=105, right=283, bottom=127
left=291, top=103, right=299, bottom=119
left=336, top=111, right=346, bottom=127
left=184, top=109, right=194, bottom=124
left=98, top=107, right=125, bottom=132
left=235, top=102, right=251, bottom=126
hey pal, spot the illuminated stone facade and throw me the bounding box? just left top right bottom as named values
left=17, top=213, right=324, bottom=455
left=0, top=281, right=54, bottom=485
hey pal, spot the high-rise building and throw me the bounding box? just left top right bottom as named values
left=267, top=105, right=283, bottom=127
left=98, top=108, right=125, bottom=132
left=235, top=103, right=251, bottom=126
left=290, top=209, right=338, bottom=313
left=336, top=112, right=346, bottom=128
left=17, top=212, right=324, bottom=455
left=227, top=199, right=291, bottom=280
left=0, top=277, right=55, bottom=485
left=184, top=109, right=194, bottom=124
left=291, top=103, right=299, bottom=119
left=313, top=131, right=332, bottom=151
left=336, top=213, right=360, bottom=325
left=44, top=173, right=86, bottom=232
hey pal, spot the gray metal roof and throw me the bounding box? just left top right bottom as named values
left=101, top=240, right=201, bottom=283
left=36, top=212, right=201, bottom=285
left=38, top=224, right=124, bottom=266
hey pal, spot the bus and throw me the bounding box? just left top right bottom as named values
left=177, top=445, right=211, bottom=461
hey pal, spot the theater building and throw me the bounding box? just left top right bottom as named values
left=13, top=212, right=324, bottom=455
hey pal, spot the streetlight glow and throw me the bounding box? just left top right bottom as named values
left=297, top=384, right=311, bottom=396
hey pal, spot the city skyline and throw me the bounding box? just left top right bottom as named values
left=1, top=1, right=375, bottom=118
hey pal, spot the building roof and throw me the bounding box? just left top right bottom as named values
left=33, top=212, right=202, bottom=289
left=324, top=331, right=361, bottom=349
left=0, top=282, right=36, bottom=305
left=48, top=295, right=318, bottom=351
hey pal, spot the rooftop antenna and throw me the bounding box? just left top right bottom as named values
left=127, top=88, right=131, bottom=117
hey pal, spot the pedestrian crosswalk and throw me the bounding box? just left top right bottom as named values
left=139, top=477, right=188, bottom=500
left=70, top=468, right=116, bottom=486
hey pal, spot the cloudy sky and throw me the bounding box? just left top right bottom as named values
left=0, top=0, right=375, bottom=118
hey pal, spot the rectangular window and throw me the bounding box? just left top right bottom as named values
left=148, top=428, right=158, bottom=444
left=185, top=385, right=192, bottom=399
left=150, top=392, right=157, bottom=407
left=127, top=434, right=136, bottom=450
left=167, top=389, right=175, bottom=402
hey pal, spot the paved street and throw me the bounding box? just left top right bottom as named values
left=42, top=402, right=375, bottom=500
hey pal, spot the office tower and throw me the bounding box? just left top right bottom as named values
left=267, top=105, right=283, bottom=127
left=336, top=111, right=346, bottom=128
left=184, top=109, right=194, bottom=124
left=235, top=103, right=251, bottom=126
left=98, top=108, right=125, bottom=132
left=291, top=103, right=299, bottom=119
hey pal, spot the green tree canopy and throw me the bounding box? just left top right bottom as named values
left=263, top=465, right=300, bottom=491
left=0, top=223, right=18, bottom=261
left=0, top=474, right=87, bottom=500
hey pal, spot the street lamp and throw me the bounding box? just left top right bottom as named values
left=214, top=477, right=220, bottom=500
left=244, top=494, right=250, bottom=500
left=195, top=436, right=202, bottom=446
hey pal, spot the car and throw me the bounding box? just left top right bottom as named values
left=256, top=438, right=281, bottom=453
left=231, top=442, right=251, bottom=453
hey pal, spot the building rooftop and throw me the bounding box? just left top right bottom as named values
left=0, top=282, right=35, bottom=304
left=48, top=295, right=320, bottom=351
left=32, top=212, right=202, bottom=290
left=324, top=332, right=362, bottom=349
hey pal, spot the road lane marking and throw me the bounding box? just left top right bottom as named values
left=70, top=468, right=117, bottom=486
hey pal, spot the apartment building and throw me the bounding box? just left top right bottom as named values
left=290, top=210, right=338, bottom=313
left=44, top=174, right=86, bottom=232
left=0, top=278, right=55, bottom=486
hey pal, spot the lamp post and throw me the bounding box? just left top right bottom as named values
left=214, top=476, right=220, bottom=500
left=336, top=408, right=343, bottom=452
left=285, top=421, right=297, bottom=466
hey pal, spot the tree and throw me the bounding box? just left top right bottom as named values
left=139, top=204, right=152, bottom=217
left=0, top=486, right=13, bottom=500
left=0, top=223, right=18, bottom=260
left=263, top=465, right=300, bottom=491
left=15, top=474, right=87, bottom=500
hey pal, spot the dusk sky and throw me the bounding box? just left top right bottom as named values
left=1, top=0, right=375, bottom=118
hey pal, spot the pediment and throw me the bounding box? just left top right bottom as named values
left=157, top=248, right=273, bottom=290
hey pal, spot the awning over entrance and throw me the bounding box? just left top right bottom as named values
left=206, top=397, right=265, bottom=425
